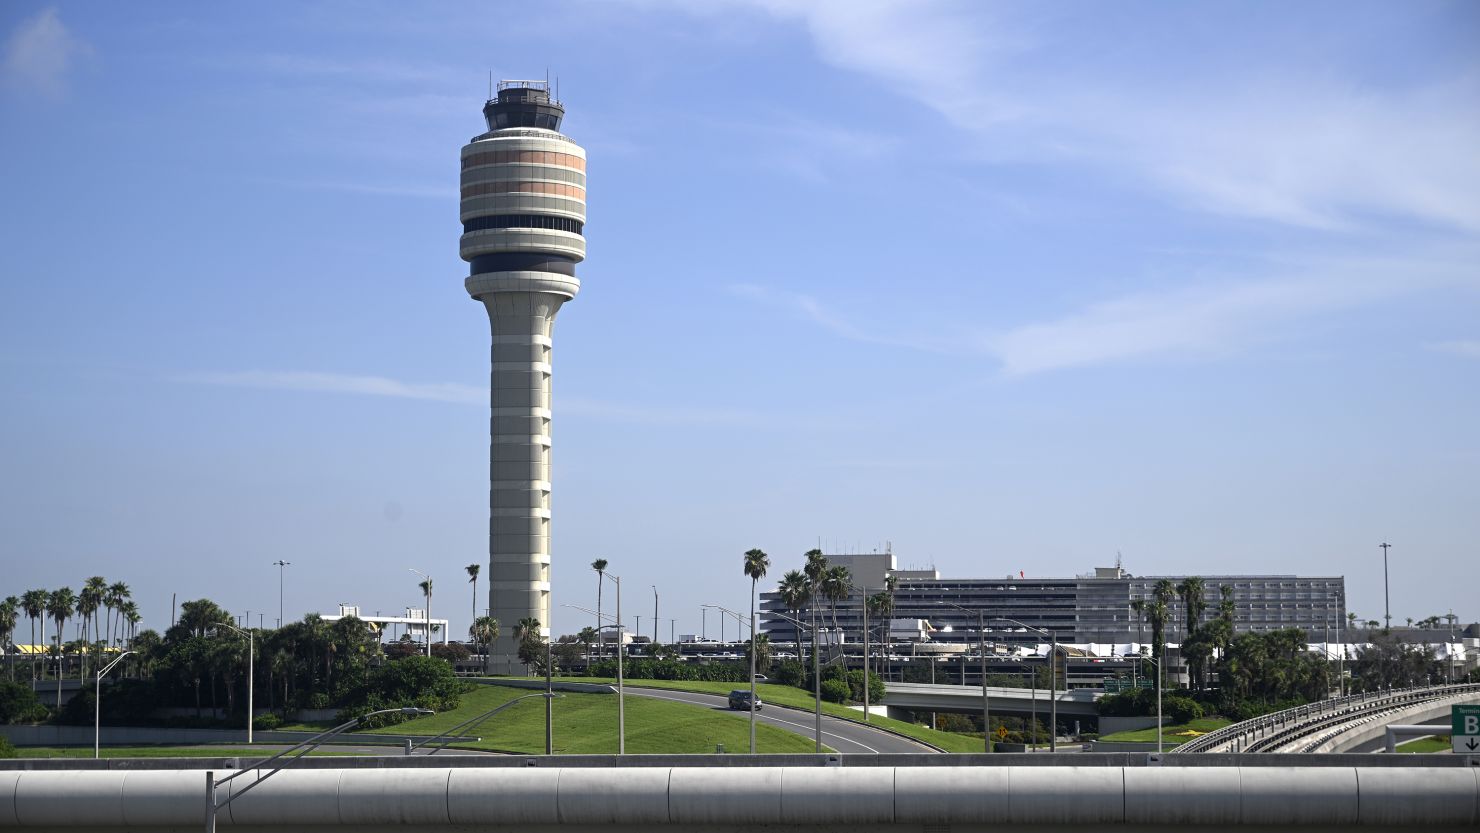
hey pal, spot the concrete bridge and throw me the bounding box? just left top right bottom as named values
left=880, top=681, right=1101, bottom=720
left=4, top=754, right=1477, bottom=830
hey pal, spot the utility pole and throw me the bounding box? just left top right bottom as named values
left=652, top=586, right=659, bottom=646
left=1379, top=542, right=1391, bottom=630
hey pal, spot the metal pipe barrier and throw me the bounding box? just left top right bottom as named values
left=1, top=764, right=1476, bottom=829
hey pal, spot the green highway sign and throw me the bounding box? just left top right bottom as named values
left=1454, top=705, right=1480, bottom=754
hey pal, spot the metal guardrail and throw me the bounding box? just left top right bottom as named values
left=1176, top=682, right=1480, bottom=754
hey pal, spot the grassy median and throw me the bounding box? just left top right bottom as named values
left=352, top=684, right=821, bottom=754
left=510, top=677, right=987, bottom=753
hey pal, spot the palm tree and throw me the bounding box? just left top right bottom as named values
left=78, top=577, right=105, bottom=678
left=577, top=626, right=599, bottom=664
left=1175, top=577, right=1206, bottom=638
left=742, top=548, right=771, bottom=674
left=822, top=565, right=852, bottom=658
left=106, top=582, right=130, bottom=648
left=515, top=617, right=540, bottom=647
left=777, top=570, right=810, bottom=668
left=742, top=547, right=770, bottom=749
left=867, top=592, right=894, bottom=679
left=46, top=588, right=75, bottom=708
left=470, top=616, right=499, bottom=675
left=591, top=558, right=608, bottom=656
left=21, top=589, right=46, bottom=683
left=0, top=597, right=17, bottom=681
left=466, top=563, right=481, bottom=627
left=417, top=579, right=433, bottom=655
left=803, top=550, right=828, bottom=659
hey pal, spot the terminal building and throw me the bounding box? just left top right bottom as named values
left=758, top=552, right=1349, bottom=652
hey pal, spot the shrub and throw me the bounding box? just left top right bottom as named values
left=307, top=692, right=331, bottom=710
left=0, top=682, right=47, bottom=724
left=337, top=655, right=472, bottom=728
left=820, top=679, right=850, bottom=703
left=432, top=642, right=471, bottom=663
left=0, top=736, right=15, bottom=759
left=845, top=669, right=885, bottom=705
left=253, top=713, right=283, bottom=731
left=772, top=660, right=805, bottom=688
left=1163, top=696, right=1204, bottom=724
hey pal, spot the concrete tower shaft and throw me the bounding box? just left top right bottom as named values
left=460, top=81, right=585, bottom=673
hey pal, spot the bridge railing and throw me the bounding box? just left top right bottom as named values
left=1176, top=682, right=1480, bottom=754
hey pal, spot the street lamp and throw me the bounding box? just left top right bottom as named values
left=941, top=602, right=991, bottom=753
left=589, top=569, right=626, bottom=754
left=566, top=601, right=630, bottom=754
left=705, top=603, right=763, bottom=753
left=843, top=583, right=872, bottom=725
left=94, top=650, right=135, bottom=759
left=271, top=560, right=291, bottom=628
left=652, top=585, right=659, bottom=647
left=216, top=624, right=255, bottom=744
left=204, top=706, right=432, bottom=832
left=1001, top=618, right=1059, bottom=752
left=1379, top=542, right=1392, bottom=631
left=409, top=568, right=432, bottom=658
left=768, top=610, right=824, bottom=753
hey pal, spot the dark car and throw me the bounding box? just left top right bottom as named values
left=727, top=690, right=762, bottom=711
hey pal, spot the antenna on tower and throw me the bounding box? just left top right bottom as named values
left=487, top=70, right=493, bottom=100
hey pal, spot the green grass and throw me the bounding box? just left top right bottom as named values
left=14, top=747, right=361, bottom=759
left=503, top=677, right=986, bottom=753
left=1098, top=716, right=1232, bottom=744
left=342, top=684, right=821, bottom=754
left=1395, top=735, right=1452, bottom=753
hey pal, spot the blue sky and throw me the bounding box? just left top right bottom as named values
left=2, top=1, right=1477, bottom=642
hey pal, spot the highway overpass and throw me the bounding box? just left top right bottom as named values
left=881, top=681, right=1101, bottom=720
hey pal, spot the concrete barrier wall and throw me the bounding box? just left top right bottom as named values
left=0, top=725, right=472, bottom=748
left=1, top=766, right=1476, bottom=829
left=1099, top=715, right=1160, bottom=735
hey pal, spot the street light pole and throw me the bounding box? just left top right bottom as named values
left=770, top=610, right=822, bottom=752
left=591, top=573, right=624, bottom=754
left=1001, top=617, right=1056, bottom=752
left=271, top=561, right=291, bottom=628
left=706, top=604, right=762, bottom=753
left=1379, top=542, right=1391, bottom=631
left=860, top=585, right=869, bottom=724
left=652, top=586, right=659, bottom=647
left=409, top=568, right=431, bottom=658
left=217, top=625, right=254, bottom=744
left=94, top=651, right=135, bottom=759
left=943, top=602, right=990, bottom=752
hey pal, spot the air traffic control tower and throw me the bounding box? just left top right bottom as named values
left=460, top=81, right=585, bottom=672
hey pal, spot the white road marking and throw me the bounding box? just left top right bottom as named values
left=627, top=689, right=883, bottom=754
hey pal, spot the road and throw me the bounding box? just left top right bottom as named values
left=625, top=686, right=938, bottom=754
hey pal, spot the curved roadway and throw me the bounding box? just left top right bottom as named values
left=625, top=686, right=938, bottom=754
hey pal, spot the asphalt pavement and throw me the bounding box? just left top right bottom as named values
left=624, top=686, right=939, bottom=754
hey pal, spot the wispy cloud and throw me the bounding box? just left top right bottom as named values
left=2, top=7, right=91, bottom=97
left=177, top=370, right=484, bottom=404
left=679, top=1, right=1480, bottom=233
left=175, top=370, right=822, bottom=428
left=727, top=283, right=964, bottom=353
left=731, top=249, right=1480, bottom=376
left=1427, top=340, right=1480, bottom=359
